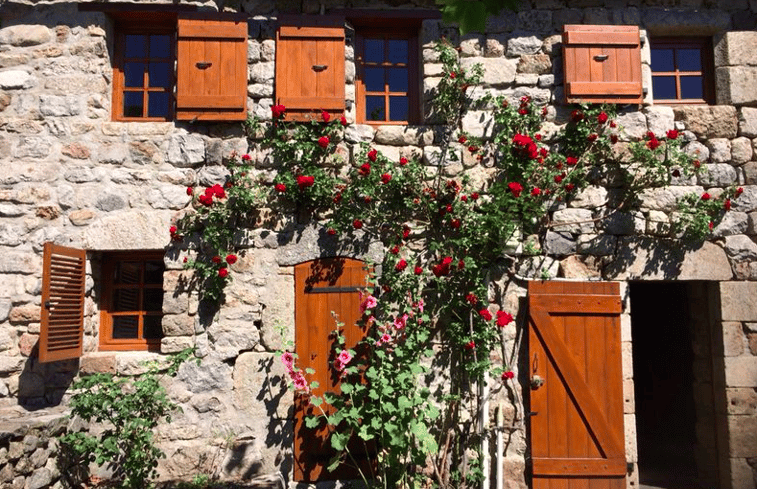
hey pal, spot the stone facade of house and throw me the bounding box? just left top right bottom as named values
left=0, top=0, right=756, bottom=488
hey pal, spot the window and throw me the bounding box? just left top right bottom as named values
left=562, top=24, right=643, bottom=104
left=355, top=28, right=419, bottom=124
left=99, top=252, right=165, bottom=351
left=112, top=12, right=248, bottom=122
left=650, top=37, right=714, bottom=104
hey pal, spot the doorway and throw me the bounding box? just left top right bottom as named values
left=630, top=281, right=721, bottom=489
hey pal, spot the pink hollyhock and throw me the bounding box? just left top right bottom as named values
left=479, top=309, right=492, bottom=321
left=318, top=136, right=329, bottom=148
left=218, top=268, right=229, bottom=278
left=281, top=351, right=294, bottom=371
left=496, top=311, right=513, bottom=327
left=225, top=254, right=237, bottom=265
left=291, top=371, right=308, bottom=391
left=393, top=314, right=408, bottom=330
left=381, top=173, right=392, bottom=184
left=275, top=183, right=287, bottom=193
left=353, top=219, right=363, bottom=229
left=296, top=175, right=315, bottom=190
left=508, top=182, right=523, bottom=197
left=368, top=149, right=378, bottom=162
left=321, top=110, right=330, bottom=123
left=359, top=295, right=377, bottom=314
left=597, top=111, right=608, bottom=124
left=271, top=104, right=286, bottom=118
left=335, top=349, right=353, bottom=371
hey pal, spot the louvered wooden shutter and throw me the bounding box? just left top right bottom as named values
left=176, top=13, right=248, bottom=121
left=293, top=258, right=372, bottom=482
left=39, top=243, right=86, bottom=363
left=528, top=281, right=627, bottom=488
left=563, top=25, right=642, bottom=104
left=276, top=16, right=345, bottom=121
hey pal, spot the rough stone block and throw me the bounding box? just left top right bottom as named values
left=644, top=106, right=675, bottom=138
left=728, top=415, right=757, bottom=456
left=739, top=108, right=757, bottom=138
left=725, top=356, right=757, bottom=387
left=79, top=354, right=116, bottom=374
left=732, top=137, right=754, bottom=164
left=714, top=31, right=757, bottom=67
left=674, top=106, right=739, bottom=139
left=727, top=388, right=757, bottom=415
left=460, top=57, right=517, bottom=87
left=623, top=378, right=635, bottom=413
left=722, top=282, right=757, bottom=321
left=724, top=322, right=747, bottom=356
left=624, top=413, right=637, bottom=463
left=716, top=66, right=757, bottom=106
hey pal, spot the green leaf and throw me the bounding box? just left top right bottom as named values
left=309, top=381, right=319, bottom=389
left=310, top=396, right=323, bottom=407
left=305, top=416, right=321, bottom=429
left=341, top=383, right=354, bottom=394
left=331, top=432, right=348, bottom=451
left=305, top=368, right=315, bottom=375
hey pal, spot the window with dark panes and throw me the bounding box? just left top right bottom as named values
left=100, top=252, right=164, bottom=351
left=356, top=29, right=418, bottom=124
left=113, top=21, right=175, bottom=121
left=651, top=38, right=714, bottom=104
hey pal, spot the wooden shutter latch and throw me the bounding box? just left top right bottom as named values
left=312, top=64, right=328, bottom=72
left=196, top=61, right=212, bottom=69
left=594, top=54, right=609, bottom=61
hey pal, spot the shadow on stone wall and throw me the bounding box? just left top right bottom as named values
left=18, top=351, right=78, bottom=410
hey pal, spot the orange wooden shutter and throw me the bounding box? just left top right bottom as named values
left=563, top=25, right=642, bottom=104
left=293, top=258, right=371, bottom=482
left=528, top=281, right=627, bottom=488
left=39, top=243, right=86, bottom=363
left=176, top=13, right=248, bottom=121
left=276, top=16, right=345, bottom=121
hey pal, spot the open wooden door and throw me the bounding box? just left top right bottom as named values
left=528, top=281, right=627, bottom=488
left=293, top=257, right=372, bottom=482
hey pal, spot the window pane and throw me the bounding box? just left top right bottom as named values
left=366, top=96, right=385, bottom=121
left=115, top=262, right=140, bottom=284
left=148, top=63, right=171, bottom=88
left=652, top=76, right=676, bottom=100
left=150, top=35, right=171, bottom=58
left=680, top=76, right=703, bottom=99
left=388, top=67, right=408, bottom=92
left=124, top=34, right=147, bottom=58
left=364, top=39, right=384, bottom=63
left=144, top=260, right=164, bottom=284
left=143, top=289, right=163, bottom=312
left=143, top=315, right=163, bottom=340
left=389, top=96, right=408, bottom=122
left=123, top=92, right=144, bottom=117
left=124, top=62, right=145, bottom=88
left=113, top=288, right=140, bottom=312
left=651, top=48, right=674, bottom=72
left=148, top=92, right=170, bottom=118
left=364, top=67, right=384, bottom=92
left=676, top=49, right=702, bottom=71
left=388, top=40, right=408, bottom=64
left=113, top=316, right=139, bottom=339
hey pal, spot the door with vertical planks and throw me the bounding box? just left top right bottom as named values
left=528, top=281, right=626, bottom=489
left=293, top=257, right=371, bottom=482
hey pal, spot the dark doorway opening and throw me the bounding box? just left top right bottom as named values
left=630, top=281, right=719, bottom=489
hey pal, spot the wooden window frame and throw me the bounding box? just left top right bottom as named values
left=355, top=26, right=420, bottom=125
left=99, top=251, right=165, bottom=352
left=112, top=17, right=176, bottom=122
left=650, top=37, right=714, bottom=105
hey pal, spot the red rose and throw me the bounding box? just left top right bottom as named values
left=381, top=173, right=392, bottom=184
left=275, top=183, right=287, bottom=193
left=647, top=138, right=660, bottom=150
left=471, top=192, right=479, bottom=200
left=570, top=110, right=584, bottom=122
left=479, top=307, right=493, bottom=320
left=554, top=175, right=563, bottom=183
left=535, top=134, right=542, bottom=141
left=587, top=133, right=598, bottom=142
left=465, top=293, right=478, bottom=305
left=468, top=145, right=478, bottom=153
left=610, top=121, right=617, bottom=128
left=212, top=255, right=222, bottom=264
left=450, top=218, right=461, bottom=229
left=242, top=154, right=251, bottom=161
left=183, top=257, right=188, bottom=263
left=198, top=194, right=212, bottom=206
left=724, top=199, right=731, bottom=210
left=170, top=225, right=177, bottom=235
left=321, top=110, right=330, bottom=123
left=340, top=115, right=348, bottom=126
left=460, top=195, right=468, bottom=202
left=186, top=187, right=193, bottom=196
left=327, top=228, right=337, bottom=235
left=368, top=149, right=378, bottom=162
left=701, top=192, right=711, bottom=200
left=709, top=221, right=714, bottom=230
left=737, top=187, right=744, bottom=196
left=395, top=259, right=407, bottom=271
left=271, top=104, right=286, bottom=118
left=297, top=175, right=315, bottom=190
left=458, top=135, right=467, bottom=144
left=390, top=245, right=400, bottom=255
left=399, top=157, right=408, bottom=166
left=518, top=108, right=527, bottom=115
left=565, top=183, right=575, bottom=192
left=414, top=266, right=423, bottom=275
left=318, top=136, right=329, bottom=148
left=333, top=193, right=342, bottom=203
left=225, top=254, right=237, bottom=265
left=359, top=163, right=371, bottom=176
left=218, top=267, right=229, bottom=278
left=353, top=219, right=363, bottom=229
left=402, top=226, right=411, bottom=238
left=457, top=259, right=465, bottom=270
left=496, top=310, right=513, bottom=327
left=502, top=371, right=514, bottom=380
left=610, top=134, right=619, bottom=144
left=465, top=340, right=475, bottom=350
left=508, top=182, right=523, bottom=197
left=364, top=196, right=372, bottom=203
left=597, top=111, right=608, bottom=124
left=531, top=187, right=541, bottom=196
left=666, top=129, right=678, bottom=140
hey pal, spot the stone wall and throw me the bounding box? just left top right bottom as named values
left=0, top=0, right=756, bottom=488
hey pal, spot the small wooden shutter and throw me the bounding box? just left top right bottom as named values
left=294, top=258, right=371, bottom=482
left=528, top=281, right=626, bottom=488
left=176, top=13, right=248, bottom=121
left=39, top=243, right=86, bottom=363
left=276, top=16, right=345, bottom=121
left=563, top=25, right=642, bottom=104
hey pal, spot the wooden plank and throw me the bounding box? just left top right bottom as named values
left=177, top=95, right=246, bottom=108
left=566, top=82, right=642, bottom=96
left=530, top=295, right=622, bottom=314
left=279, top=26, right=344, bottom=39
left=532, top=458, right=627, bottom=475
left=278, top=97, right=344, bottom=111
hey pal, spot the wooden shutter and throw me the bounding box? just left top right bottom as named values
left=528, top=281, right=626, bottom=488
left=176, top=13, right=248, bottom=121
left=39, top=243, right=86, bottom=363
left=563, top=25, right=642, bottom=104
left=293, top=258, right=371, bottom=482
left=276, top=16, right=345, bottom=121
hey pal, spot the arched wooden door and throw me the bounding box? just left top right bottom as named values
left=293, top=257, right=371, bottom=482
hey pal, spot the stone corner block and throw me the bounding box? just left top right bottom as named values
left=716, top=66, right=757, bottom=106
left=721, top=282, right=757, bottom=321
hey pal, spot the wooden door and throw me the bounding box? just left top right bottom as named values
left=528, top=281, right=627, bottom=488
left=293, top=257, right=370, bottom=482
